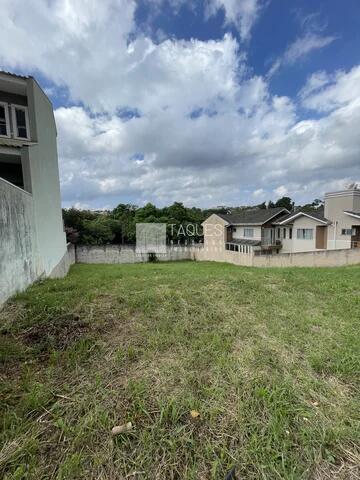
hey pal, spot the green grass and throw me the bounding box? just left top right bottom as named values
left=1, top=262, right=359, bottom=479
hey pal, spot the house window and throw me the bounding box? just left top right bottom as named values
left=11, top=105, right=30, bottom=140
left=297, top=228, right=313, bottom=240
left=244, top=228, right=254, bottom=238
left=341, top=228, right=353, bottom=235
left=289, top=228, right=292, bottom=239
left=277, top=228, right=281, bottom=239
left=283, top=228, right=286, bottom=239
left=0, top=102, right=10, bottom=137
left=233, top=227, right=237, bottom=232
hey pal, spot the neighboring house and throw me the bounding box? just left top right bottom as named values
left=0, top=71, right=70, bottom=305
left=203, top=186, right=360, bottom=256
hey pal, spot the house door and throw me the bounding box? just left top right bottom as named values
left=316, top=226, right=327, bottom=249
left=351, top=226, right=360, bottom=248
left=226, top=227, right=232, bottom=242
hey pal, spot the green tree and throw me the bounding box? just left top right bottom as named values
left=112, top=203, right=137, bottom=243
left=81, top=217, right=119, bottom=245
left=135, top=203, right=159, bottom=222
left=274, top=196, right=294, bottom=211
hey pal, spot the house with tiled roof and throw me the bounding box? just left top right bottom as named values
left=202, top=186, right=360, bottom=258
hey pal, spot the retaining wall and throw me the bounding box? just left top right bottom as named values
left=197, top=244, right=360, bottom=267
left=252, top=247, right=360, bottom=267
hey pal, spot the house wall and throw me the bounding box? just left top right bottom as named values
left=232, top=225, right=262, bottom=241
left=278, top=226, right=293, bottom=253
left=26, top=79, right=67, bottom=275
left=325, top=189, right=360, bottom=249
left=287, top=217, right=320, bottom=253
left=202, top=214, right=228, bottom=261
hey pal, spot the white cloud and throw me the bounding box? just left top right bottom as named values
left=0, top=0, right=358, bottom=208
left=268, top=33, right=336, bottom=77
left=284, top=34, right=336, bottom=64
left=206, top=0, right=263, bottom=41
left=252, top=188, right=265, bottom=198
left=273, top=185, right=288, bottom=197
left=300, top=65, right=360, bottom=112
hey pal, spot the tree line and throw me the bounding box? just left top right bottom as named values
left=63, top=196, right=323, bottom=245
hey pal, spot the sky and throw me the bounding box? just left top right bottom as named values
left=1, top=0, right=360, bottom=209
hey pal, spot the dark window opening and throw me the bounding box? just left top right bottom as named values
left=0, top=156, right=24, bottom=189
left=289, top=228, right=292, bottom=239
left=15, top=108, right=28, bottom=138
left=0, top=105, right=8, bottom=136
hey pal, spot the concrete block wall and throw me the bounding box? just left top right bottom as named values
left=75, top=244, right=203, bottom=264
left=0, top=178, right=43, bottom=305
left=0, top=177, right=76, bottom=306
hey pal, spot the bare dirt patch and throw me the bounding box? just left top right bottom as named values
left=21, top=313, right=90, bottom=352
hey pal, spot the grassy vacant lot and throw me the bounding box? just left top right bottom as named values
left=1, top=262, right=359, bottom=480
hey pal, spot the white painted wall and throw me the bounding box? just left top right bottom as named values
left=278, top=226, right=294, bottom=253
left=291, top=216, right=319, bottom=252
left=232, top=225, right=262, bottom=241
left=27, top=79, right=67, bottom=274
left=325, top=189, right=360, bottom=249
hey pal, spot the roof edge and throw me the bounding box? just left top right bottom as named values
left=276, top=211, right=329, bottom=225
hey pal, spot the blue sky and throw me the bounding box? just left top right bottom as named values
left=1, top=0, right=360, bottom=208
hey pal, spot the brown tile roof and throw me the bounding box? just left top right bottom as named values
left=217, top=207, right=289, bottom=225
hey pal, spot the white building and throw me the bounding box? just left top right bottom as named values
left=0, top=71, right=72, bottom=305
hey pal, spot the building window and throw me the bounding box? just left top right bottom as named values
left=0, top=102, right=10, bottom=137
left=244, top=228, right=254, bottom=238
left=341, top=228, right=353, bottom=235
left=233, top=227, right=237, bottom=232
left=277, top=228, right=281, bottom=239
left=297, top=228, right=313, bottom=240
left=283, top=228, right=286, bottom=239
left=289, top=228, right=292, bottom=239
left=11, top=105, right=30, bottom=140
